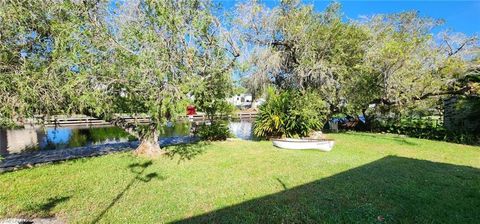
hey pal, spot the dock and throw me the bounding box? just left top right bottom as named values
left=27, top=112, right=258, bottom=127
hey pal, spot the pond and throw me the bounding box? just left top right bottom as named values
left=0, top=120, right=254, bottom=155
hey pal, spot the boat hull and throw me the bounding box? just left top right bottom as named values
left=272, top=138, right=334, bottom=151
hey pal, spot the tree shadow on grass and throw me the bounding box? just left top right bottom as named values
left=25, top=196, right=71, bottom=217
left=165, top=142, right=209, bottom=162
left=275, top=178, right=288, bottom=190
left=173, top=156, right=480, bottom=223
left=90, top=161, right=165, bottom=224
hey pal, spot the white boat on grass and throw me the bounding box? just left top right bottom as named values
left=272, top=138, right=334, bottom=151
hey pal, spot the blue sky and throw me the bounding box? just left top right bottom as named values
left=216, top=0, right=480, bottom=35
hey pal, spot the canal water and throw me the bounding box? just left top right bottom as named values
left=0, top=120, right=253, bottom=155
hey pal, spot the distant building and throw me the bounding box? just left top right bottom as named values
left=228, top=94, right=253, bottom=108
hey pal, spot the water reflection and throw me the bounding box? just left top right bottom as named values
left=39, top=127, right=136, bottom=151
left=229, top=121, right=253, bottom=140
left=0, top=128, right=44, bottom=154
left=0, top=120, right=253, bottom=155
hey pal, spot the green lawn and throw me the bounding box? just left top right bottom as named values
left=1, top=132, right=479, bottom=223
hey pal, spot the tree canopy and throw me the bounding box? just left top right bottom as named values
left=234, top=0, right=478, bottom=119
left=0, top=0, right=238, bottom=155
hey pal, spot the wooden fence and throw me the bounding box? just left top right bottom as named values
left=28, top=112, right=257, bottom=127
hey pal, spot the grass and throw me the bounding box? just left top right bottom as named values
left=1, top=132, right=479, bottom=223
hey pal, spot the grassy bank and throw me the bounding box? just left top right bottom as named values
left=1, top=133, right=479, bottom=223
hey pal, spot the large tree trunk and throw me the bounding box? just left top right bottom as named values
left=108, top=117, right=166, bottom=157
left=134, top=129, right=166, bottom=157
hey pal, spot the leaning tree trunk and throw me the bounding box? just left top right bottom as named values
left=135, top=129, right=166, bottom=156
left=109, top=117, right=166, bottom=157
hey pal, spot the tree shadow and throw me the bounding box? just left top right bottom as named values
left=165, top=142, right=209, bottom=162
left=25, top=196, right=71, bottom=217
left=90, top=161, right=164, bottom=224
left=275, top=178, right=288, bottom=190
left=173, top=156, right=480, bottom=223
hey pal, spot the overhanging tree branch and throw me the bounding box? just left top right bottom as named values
left=413, top=86, right=472, bottom=100
left=368, top=85, right=472, bottom=107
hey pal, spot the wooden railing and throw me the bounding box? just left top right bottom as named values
left=29, top=112, right=258, bottom=127
left=234, top=112, right=258, bottom=119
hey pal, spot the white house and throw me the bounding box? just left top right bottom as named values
left=228, top=94, right=253, bottom=108
left=228, top=93, right=265, bottom=109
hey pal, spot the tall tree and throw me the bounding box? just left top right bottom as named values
left=234, top=0, right=367, bottom=117
left=235, top=1, right=478, bottom=122
left=351, top=12, right=478, bottom=118
left=0, top=0, right=238, bottom=156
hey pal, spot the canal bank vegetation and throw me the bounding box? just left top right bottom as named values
left=1, top=0, right=479, bottom=155
left=0, top=1, right=239, bottom=156
left=1, top=133, right=479, bottom=223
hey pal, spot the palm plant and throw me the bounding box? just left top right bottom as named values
left=254, top=88, right=328, bottom=138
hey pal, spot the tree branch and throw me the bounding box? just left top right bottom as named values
left=368, top=86, right=472, bottom=107
left=109, top=116, right=142, bottom=139
left=413, top=86, right=472, bottom=100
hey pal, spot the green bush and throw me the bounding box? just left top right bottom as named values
left=454, top=96, right=480, bottom=134
left=195, top=121, right=231, bottom=141
left=373, top=118, right=480, bottom=145
left=254, top=88, right=328, bottom=139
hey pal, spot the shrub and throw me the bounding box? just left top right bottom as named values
left=254, top=88, right=328, bottom=139
left=195, top=121, right=231, bottom=141
left=373, top=118, right=480, bottom=145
